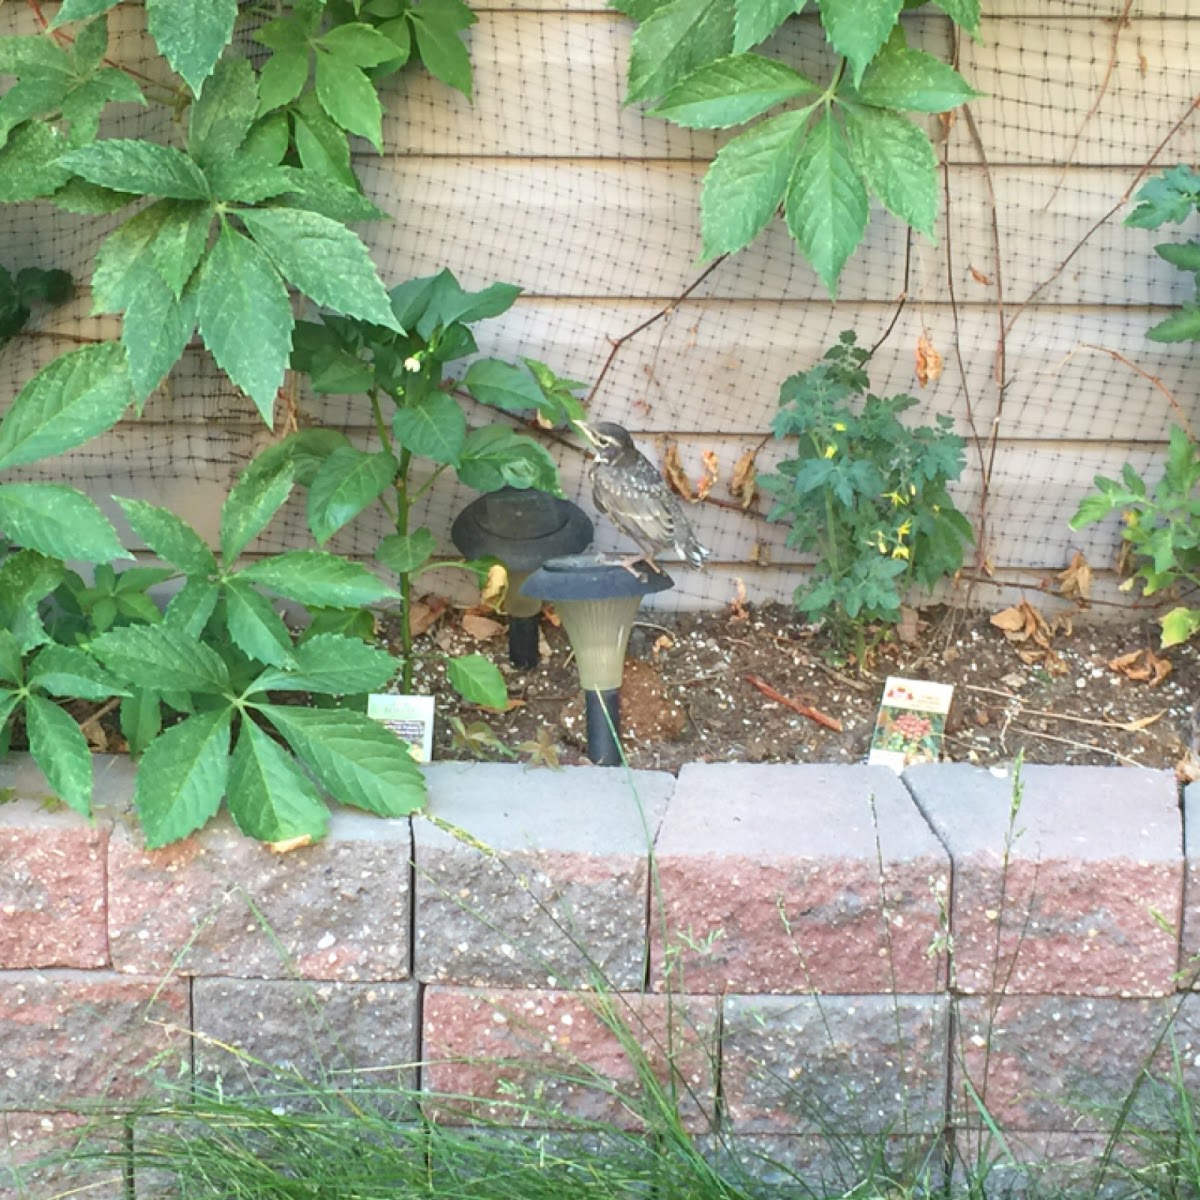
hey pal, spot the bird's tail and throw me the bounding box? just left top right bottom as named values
left=683, top=532, right=711, bottom=569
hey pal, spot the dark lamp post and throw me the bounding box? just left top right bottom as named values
left=450, top=488, right=593, bottom=669
left=521, top=554, right=674, bottom=766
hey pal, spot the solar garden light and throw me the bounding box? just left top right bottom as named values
left=520, top=554, right=674, bottom=766
left=451, top=487, right=593, bottom=669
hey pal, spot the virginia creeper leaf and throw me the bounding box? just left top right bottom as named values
left=134, top=708, right=232, bottom=847
left=0, top=483, right=129, bottom=562
left=26, top=695, right=93, bottom=816
left=228, top=719, right=330, bottom=843
left=240, top=207, right=399, bottom=329
left=700, top=108, right=810, bottom=258
left=146, top=0, right=238, bottom=96
left=196, top=221, right=294, bottom=423
left=783, top=109, right=868, bottom=295
left=0, top=342, right=131, bottom=471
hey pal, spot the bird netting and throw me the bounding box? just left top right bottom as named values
left=0, top=0, right=1197, bottom=614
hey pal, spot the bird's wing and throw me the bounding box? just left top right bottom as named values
left=593, top=466, right=679, bottom=547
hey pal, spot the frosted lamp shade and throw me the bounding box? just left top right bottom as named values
left=554, top=595, right=644, bottom=692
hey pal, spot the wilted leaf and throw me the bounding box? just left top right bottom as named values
left=409, top=593, right=448, bottom=638
left=730, top=448, right=757, bottom=509
left=462, top=611, right=504, bottom=640
left=915, top=332, right=943, bottom=387
left=990, top=605, right=1027, bottom=634
left=696, top=449, right=719, bottom=501
left=480, top=563, right=507, bottom=612
left=662, top=442, right=693, bottom=499
left=969, top=266, right=992, bottom=286
left=1055, top=551, right=1092, bottom=605
left=729, top=577, right=748, bottom=623
left=1176, top=747, right=1200, bottom=785
left=517, top=726, right=561, bottom=770
left=267, top=833, right=313, bottom=854
left=1109, top=647, right=1172, bottom=686
left=448, top=716, right=513, bottom=759
left=749, top=539, right=771, bottom=566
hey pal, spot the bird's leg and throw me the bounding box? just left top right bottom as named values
left=594, top=550, right=659, bottom=579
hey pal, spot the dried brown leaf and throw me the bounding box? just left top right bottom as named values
left=990, top=605, right=1027, bottom=634
left=1109, top=647, right=1172, bottom=686
left=749, top=540, right=771, bottom=567
left=695, top=449, right=719, bottom=501
left=662, top=442, right=694, bottom=500
left=82, top=721, right=108, bottom=752
left=652, top=633, right=675, bottom=656
left=915, top=333, right=944, bottom=387
left=729, top=577, right=749, bottom=623
left=409, top=594, right=448, bottom=638
left=1177, top=748, right=1200, bottom=784
left=969, top=266, right=993, bottom=287
left=518, top=727, right=562, bottom=770
left=1055, top=551, right=1092, bottom=605
left=730, top=449, right=758, bottom=509
left=462, top=612, right=504, bottom=640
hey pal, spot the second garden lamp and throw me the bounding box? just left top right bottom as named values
left=451, top=487, right=593, bottom=669
left=520, top=555, right=674, bottom=765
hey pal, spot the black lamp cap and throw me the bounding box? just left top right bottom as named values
left=521, top=553, right=675, bottom=601
left=450, top=487, right=593, bottom=572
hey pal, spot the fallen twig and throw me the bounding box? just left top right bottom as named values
left=744, top=673, right=843, bottom=732
left=1007, top=724, right=1143, bottom=767
left=963, top=683, right=1166, bottom=733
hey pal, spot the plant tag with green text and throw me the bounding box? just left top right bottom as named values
left=368, top=693, right=434, bottom=763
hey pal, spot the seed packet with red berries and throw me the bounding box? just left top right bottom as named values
left=867, top=676, right=954, bottom=772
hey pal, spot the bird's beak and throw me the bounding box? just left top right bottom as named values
left=573, top=420, right=602, bottom=449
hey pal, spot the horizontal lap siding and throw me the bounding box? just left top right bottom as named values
left=1, top=4, right=1197, bottom=611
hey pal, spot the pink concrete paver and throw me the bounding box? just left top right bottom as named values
left=422, top=986, right=718, bottom=1131
left=0, top=803, right=108, bottom=969
left=652, top=764, right=949, bottom=993
left=0, top=971, right=189, bottom=1110
left=908, top=764, right=1181, bottom=996
left=107, top=810, right=411, bottom=980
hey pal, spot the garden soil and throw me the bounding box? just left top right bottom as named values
left=393, top=597, right=1200, bottom=778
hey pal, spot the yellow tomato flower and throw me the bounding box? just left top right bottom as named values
left=823, top=444, right=836, bottom=459
left=891, top=544, right=911, bottom=560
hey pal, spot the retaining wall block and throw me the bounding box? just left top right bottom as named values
left=1179, top=782, right=1200, bottom=984
left=952, top=995, right=1179, bottom=1131
left=414, top=763, right=674, bottom=988
left=0, top=756, right=137, bottom=970
left=0, top=970, right=189, bottom=1110
left=421, top=985, right=718, bottom=1131
left=1, top=1111, right=126, bottom=1200
left=652, top=764, right=950, bottom=994
left=108, top=809, right=412, bottom=980
left=952, top=1129, right=1151, bottom=1200
left=722, top=993, right=950, bottom=1135
left=906, top=764, right=1181, bottom=996
left=192, top=977, right=419, bottom=1110
left=702, top=1132, right=945, bottom=1197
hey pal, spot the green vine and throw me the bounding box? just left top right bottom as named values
left=616, top=0, right=980, bottom=294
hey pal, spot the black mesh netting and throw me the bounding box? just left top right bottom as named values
left=0, top=2, right=1197, bottom=612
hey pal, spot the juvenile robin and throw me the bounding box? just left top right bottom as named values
left=576, top=421, right=710, bottom=574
